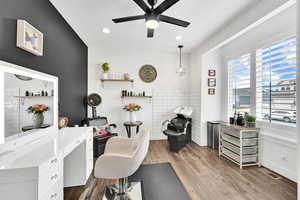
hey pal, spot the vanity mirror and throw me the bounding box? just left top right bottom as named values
left=0, top=60, right=58, bottom=148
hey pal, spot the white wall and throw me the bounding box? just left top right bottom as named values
left=88, top=46, right=191, bottom=139
left=197, top=50, right=222, bottom=146
left=190, top=1, right=297, bottom=181
left=219, top=5, right=297, bottom=181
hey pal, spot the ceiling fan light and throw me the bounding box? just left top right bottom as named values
left=146, top=19, right=159, bottom=29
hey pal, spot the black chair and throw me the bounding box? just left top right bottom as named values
left=162, top=114, right=192, bottom=152
left=82, top=117, right=118, bottom=158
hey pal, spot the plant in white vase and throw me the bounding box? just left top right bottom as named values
left=123, top=103, right=142, bottom=122
left=27, top=104, right=49, bottom=127
left=101, top=62, right=110, bottom=79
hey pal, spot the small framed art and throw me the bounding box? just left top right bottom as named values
left=208, top=88, right=215, bottom=95
left=208, top=69, right=216, bottom=77
left=208, top=78, right=216, bottom=87
left=16, top=20, right=44, bottom=56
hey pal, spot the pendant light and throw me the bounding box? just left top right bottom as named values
left=176, top=45, right=186, bottom=76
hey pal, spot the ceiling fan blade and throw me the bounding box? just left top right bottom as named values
left=132, top=0, right=151, bottom=13
left=154, top=0, right=180, bottom=14
left=147, top=28, right=154, bottom=38
left=159, top=15, right=190, bottom=27
left=112, top=15, right=145, bottom=23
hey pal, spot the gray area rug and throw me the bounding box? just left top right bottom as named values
left=129, top=162, right=191, bottom=200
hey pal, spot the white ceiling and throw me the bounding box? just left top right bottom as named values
left=50, top=0, right=260, bottom=53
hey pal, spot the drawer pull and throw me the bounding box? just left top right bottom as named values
left=50, top=158, right=58, bottom=164
left=50, top=174, right=58, bottom=180
left=50, top=193, right=57, bottom=199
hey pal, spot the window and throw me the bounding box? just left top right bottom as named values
left=228, top=54, right=251, bottom=117
left=256, top=36, right=297, bottom=125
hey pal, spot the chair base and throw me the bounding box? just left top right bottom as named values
left=103, top=181, right=142, bottom=200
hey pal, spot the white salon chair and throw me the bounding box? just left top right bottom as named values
left=94, top=129, right=150, bottom=200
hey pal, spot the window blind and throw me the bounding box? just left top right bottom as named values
left=228, top=54, right=251, bottom=117
left=256, top=36, right=297, bottom=124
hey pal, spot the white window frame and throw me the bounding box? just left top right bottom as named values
left=226, top=37, right=297, bottom=134
left=255, top=36, right=297, bottom=129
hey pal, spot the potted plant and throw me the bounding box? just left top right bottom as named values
left=245, top=114, right=256, bottom=128
left=101, top=62, right=110, bottom=79
left=27, top=104, right=49, bottom=127
left=123, top=103, right=142, bottom=122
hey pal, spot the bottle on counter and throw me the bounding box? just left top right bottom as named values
left=25, top=90, right=29, bottom=96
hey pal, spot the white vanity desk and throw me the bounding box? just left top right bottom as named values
left=0, top=127, right=94, bottom=200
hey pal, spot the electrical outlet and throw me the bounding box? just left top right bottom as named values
left=281, top=156, right=288, bottom=161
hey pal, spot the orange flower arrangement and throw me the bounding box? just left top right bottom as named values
left=123, top=103, right=141, bottom=112
left=27, top=104, right=49, bottom=114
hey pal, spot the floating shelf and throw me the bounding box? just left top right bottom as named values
left=121, top=96, right=152, bottom=104
left=100, top=79, right=134, bottom=82
left=121, top=96, right=152, bottom=98
left=15, top=96, right=53, bottom=98
left=100, top=79, right=134, bottom=88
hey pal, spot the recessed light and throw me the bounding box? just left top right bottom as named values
left=176, top=35, right=182, bottom=41
left=102, top=27, right=111, bottom=34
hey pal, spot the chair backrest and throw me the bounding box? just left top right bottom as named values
left=132, top=129, right=150, bottom=166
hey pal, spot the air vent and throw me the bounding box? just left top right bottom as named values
left=268, top=172, right=281, bottom=180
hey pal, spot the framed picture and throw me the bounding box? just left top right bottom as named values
left=208, top=78, right=216, bottom=87
left=208, top=88, right=215, bottom=95
left=208, top=69, right=216, bottom=77
left=16, top=20, right=44, bottom=56
left=58, top=117, right=69, bottom=129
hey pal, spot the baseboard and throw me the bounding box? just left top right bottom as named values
left=151, top=135, right=167, bottom=141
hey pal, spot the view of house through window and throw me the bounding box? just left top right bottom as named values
left=228, top=54, right=251, bottom=117
left=256, top=36, right=297, bottom=125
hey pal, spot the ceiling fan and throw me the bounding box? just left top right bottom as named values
left=112, top=0, right=191, bottom=38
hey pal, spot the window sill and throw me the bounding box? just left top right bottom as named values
left=256, top=120, right=297, bottom=141
left=256, top=120, right=296, bottom=130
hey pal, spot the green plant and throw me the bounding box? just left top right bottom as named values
left=245, top=114, right=256, bottom=122
left=101, top=63, right=110, bottom=72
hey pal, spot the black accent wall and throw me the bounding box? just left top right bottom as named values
left=0, top=0, right=88, bottom=125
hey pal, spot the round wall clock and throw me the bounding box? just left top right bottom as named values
left=139, top=65, right=157, bottom=83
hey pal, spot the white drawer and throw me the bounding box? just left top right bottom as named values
left=40, top=156, right=60, bottom=173
left=40, top=178, right=63, bottom=200
left=39, top=158, right=63, bottom=196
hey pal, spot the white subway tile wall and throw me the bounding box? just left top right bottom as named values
left=189, top=90, right=201, bottom=144
left=152, top=89, right=201, bottom=141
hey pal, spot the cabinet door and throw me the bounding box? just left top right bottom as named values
left=86, top=135, right=93, bottom=178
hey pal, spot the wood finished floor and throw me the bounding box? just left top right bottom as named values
left=64, top=140, right=297, bottom=200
